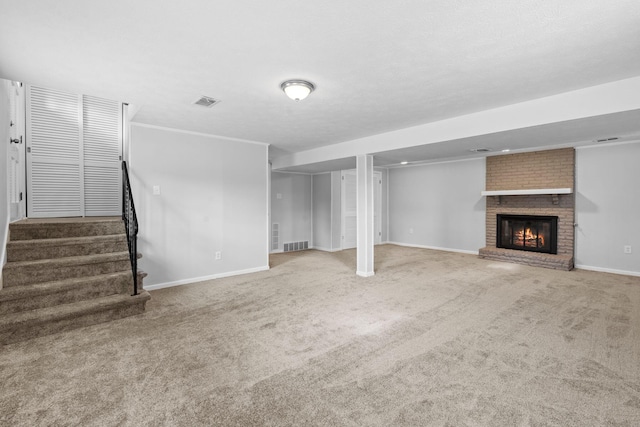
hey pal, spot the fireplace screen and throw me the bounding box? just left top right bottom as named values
left=497, top=214, right=558, bottom=254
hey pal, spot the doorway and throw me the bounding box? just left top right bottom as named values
left=8, top=81, right=26, bottom=222
left=341, top=169, right=382, bottom=249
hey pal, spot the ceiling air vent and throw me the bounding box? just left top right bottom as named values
left=468, top=148, right=491, bottom=153
left=595, top=136, right=619, bottom=142
left=193, top=96, right=221, bottom=108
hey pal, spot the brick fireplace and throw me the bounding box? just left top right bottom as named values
left=478, top=148, right=575, bottom=270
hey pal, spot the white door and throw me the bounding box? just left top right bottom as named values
left=82, top=95, right=123, bottom=216
left=8, top=81, right=26, bottom=221
left=341, top=170, right=357, bottom=249
left=26, top=86, right=122, bottom=218
left=342, top=169, right=382, bottom=249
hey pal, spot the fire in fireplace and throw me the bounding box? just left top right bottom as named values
left=497, top=214, right=558, bottom=254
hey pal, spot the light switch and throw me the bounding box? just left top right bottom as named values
left=276, top=193, right=282, bottom=199
left=153, top=185, right=161, bottom=195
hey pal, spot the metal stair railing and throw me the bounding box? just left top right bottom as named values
left=122, top=161, right=139, bottom=296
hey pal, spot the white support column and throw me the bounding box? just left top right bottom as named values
left=356, top=154, right=374, bottom=277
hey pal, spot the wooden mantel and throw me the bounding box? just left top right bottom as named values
left=480, top=188, right=573, bottom=196
left=481, top=188, right=573, bottom=205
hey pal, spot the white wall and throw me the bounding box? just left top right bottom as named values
left=575, top=141, right=640, bottom=276
left=130, top=124, right=269, bottom=288
left=271, top=172, right=312, bottom=251
left=0, top=80, right=11, bottom=282
left=312, top=173, right=332, bottom=251
left=388, top=158, right=485, bottom=253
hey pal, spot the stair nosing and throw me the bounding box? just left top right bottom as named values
left=0, top=291, right=150, bottom=327
left=0, top=271, right=132, bottom=302
left=3, top=251, right=131, bottom=269
left=7, top=234, right=127, bottom=247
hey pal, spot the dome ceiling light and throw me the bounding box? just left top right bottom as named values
left=281, top=80, right=315, bottom=101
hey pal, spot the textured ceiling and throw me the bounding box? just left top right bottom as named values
left=1, top=0, right=640, bottom=165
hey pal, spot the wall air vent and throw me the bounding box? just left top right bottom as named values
left=193, top=96, right=221, bottom=108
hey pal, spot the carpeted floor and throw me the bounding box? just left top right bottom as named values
left=1, top=244, right=639, bottom=426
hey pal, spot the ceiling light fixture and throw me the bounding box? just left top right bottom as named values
left=400, top=161, right=409, bottom=165
left=281, top=80, right=315, bottom=101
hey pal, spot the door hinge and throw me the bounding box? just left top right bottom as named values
left=27, top=146, right=31, bottom=153
left=19, top=192, right=23, bottom=201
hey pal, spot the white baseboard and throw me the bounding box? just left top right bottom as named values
left=311, top=246, right=342, bottom=252
left=145, top=265, right=270, bottom=291
left=386, top=241, right=479, bottom=255
left=574, top=264, right=640, bottom=277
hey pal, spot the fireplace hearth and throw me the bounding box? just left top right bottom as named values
left=497, top=214, right=557, bottom=254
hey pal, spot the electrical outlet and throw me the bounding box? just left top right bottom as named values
left=409, top=228, right=414, bottom=234
left=215, top=251, right=222, bottom=260
left=624, top=245, right=632, bottom=254
left=152, top=185, right=161, bottom=195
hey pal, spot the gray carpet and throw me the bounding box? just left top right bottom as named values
left=1, top=245, right=639, bottom=426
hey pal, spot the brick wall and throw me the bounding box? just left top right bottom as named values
left=481, top=148, right=575, bottom=269
left=486, top=147, right=574, bottom=191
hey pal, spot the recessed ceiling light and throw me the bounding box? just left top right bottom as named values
left=501, top=149, right=510, bottom=153
left=400, top=161, right=408, bottom=165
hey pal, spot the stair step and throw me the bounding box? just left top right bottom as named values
left=7, top=234, right=128, bottom=262
left=2, top=252, right=131, bottom=287
left=0, top=271, right=132, bottom=315
left=0, top=291, right=151, bottom=345
left=9, top=218, right=125, bottom=241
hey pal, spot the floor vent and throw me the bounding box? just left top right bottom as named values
left=283, top=241, right=309, bottom=252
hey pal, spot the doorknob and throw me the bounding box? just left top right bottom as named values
left=10, top=137, right=21, bottom=144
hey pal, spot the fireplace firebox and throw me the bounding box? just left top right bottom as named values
left=497, top=214, right=558, bottom=254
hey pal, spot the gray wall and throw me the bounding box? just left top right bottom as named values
left=130, top=124, right=269, bottom=288
left=271, top=172, right=312, bottom=251
left=0, top=81, right=10, bottom=279
left=388, top=158, right=485, bottom=253
left=575, top=141, right=640, bottom=275
left=312, top=173, right=332, bottom=250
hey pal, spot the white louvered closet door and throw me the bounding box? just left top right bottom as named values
left=83, top=95, right=122, bottom=216
left=27, top=86, right=122, bottom=218
left=27, top=86, right=83, bottom=217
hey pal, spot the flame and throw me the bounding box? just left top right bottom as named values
left=514, top=227, right=544, bottom=246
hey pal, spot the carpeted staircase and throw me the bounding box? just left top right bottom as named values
left=0, top=217, right=150, bottom=345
